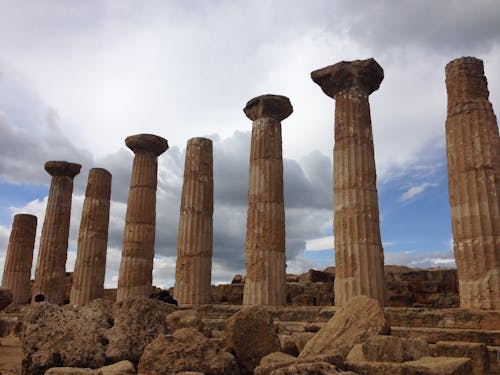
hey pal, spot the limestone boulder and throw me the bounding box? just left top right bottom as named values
left=294, top=332, right=315, bottom=352
left=402, top=356, right=472, bottom=374
left=345, top=335, right=430, bottom=363
left=434, top=341, right=489, bottom=375
left=225, top=305, right=280, bottom=374
left=165, top=309, right=204, bottom=333
left=105, top=296, right=177, bottom=364
left=0, top=287, right=13, bottom=310
left=21, top=302, right=109, bottom=375
left=138, top=328, right=239, bottom=375
left=269, top=362, right=354, bottom=375
left=44, top=360, right=136, bottom=375
left=299, top=295, right=389, bottom=360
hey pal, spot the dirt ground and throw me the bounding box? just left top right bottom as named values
left=0, top=335, right=22, bottom=375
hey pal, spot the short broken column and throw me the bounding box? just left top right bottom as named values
left=311, top=58, right=386, bottom=306
left=1, top=214, right=37, bottom=304
left=445, top=57, right=500, bottom=309
left=117, top=134, right=169, bottom=302
left=174, top=137, right=214, bottom=305
left=70, top=168, right=112, bottom=305
left=243, top=94, right=292, bottom=305
left=33, top=161, right=81, bottom=304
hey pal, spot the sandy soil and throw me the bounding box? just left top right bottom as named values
left=0, top=335, right=22, bottom=375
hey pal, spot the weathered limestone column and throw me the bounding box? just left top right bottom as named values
left=117, top=134, right=168, bottom=302
left=33, top=161, right=81, bottom=304
left=311, top=58, right=386, bottom=306
left=174, top=137, right=213, bottom=305
left=1, top=214, right=37, bottom=304
left=70, top=168, right=112, bottom=305
left=445, top=57, right=500, bottom=309
left=243, top=94, right=292, bottom=305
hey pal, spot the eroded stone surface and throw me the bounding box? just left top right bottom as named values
left=299, top=296, right=389, bottom=360
left=71, top=168, right=111, bottom=306
left=175, top=137, right=213, bottom=305
left=138, top=328, right=239, bottom=375
left=312, top=58, right=386, bottom=306
left=105, top=296, right=176, bottom=364
left=21, top=300, right=111, bottom=375
left=32, top=161, right=81, bottom=304
left=445, top=56, right=500, bottom=310
left=225, top=306, right=280, bottom=374
left=117, top=134, right=168, bottom=301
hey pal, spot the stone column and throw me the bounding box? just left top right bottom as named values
left=1, top=214, right=37, bottom=304
left=311, top=58, right=386, bottom=306
left=117, top=134, right=168, bottom=302
left=32, top=161, right=81, bottom=304
left=445, top=57, right=500, bottom=309
left=242, top=94, right=292, bottom=305
left=70, top=168, right=112, bottom=305
left=174, top=137, right=213, bottom=305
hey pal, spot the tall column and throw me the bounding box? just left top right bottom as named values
left=174, top=137, right=213, bottom=305
left=242, top=94, right=292, bottom=305
left=33, top=161, right=81, bottom=304
left=311, top=58, right=386, bottom=306
left=117, top=134, right=168, bottom=302
left=1, top=214, right=37, bottom=304
left=70, top=168, right=112, bottom=305
left=445, top=57, right=500, bottom=309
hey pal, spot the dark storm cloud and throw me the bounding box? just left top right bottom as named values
left=333, top=0, right=500, bottom=55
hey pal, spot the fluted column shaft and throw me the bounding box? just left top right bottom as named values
left=311, top=58, right=386, bottom=306
left=70, top=168, right=112, bottom=305
left=445, top=57, right=500, bottom=309
left=33, top=161, right=81, bottom=304
left=174, top=138, right=213, bottom=305
left=333, top=89, right=385, bottom=305
left=117, top=134, right=168, bottom=302
left=1, top=214, right=37, bottom=304
left=242, top=94, right=292, bottom=305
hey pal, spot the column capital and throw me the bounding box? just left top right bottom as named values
left=244, top=94, right=293, bottom=121
left=311, top=58, right=384, bottom=98
left=125, top=134, right=169, bottom=156
left=44, top=161, right=82, bottom=178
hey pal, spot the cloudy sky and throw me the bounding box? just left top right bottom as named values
left=0, top=1, right=499, bottom=288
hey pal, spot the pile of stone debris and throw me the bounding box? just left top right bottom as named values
left=1, top=292, right=489, bottom=375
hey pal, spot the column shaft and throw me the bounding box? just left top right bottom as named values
left=33, top=160, right=80, bottom=304
left=1, top=214, right=37, bottom=304
left=175, top=138, right=213, bottom=305
left=333, top=90, right=385, bottom=306
left=70, top=168, right=112, bottom=305
left=117, top=134, right=168, bottom=302
left=243, top=117, right=287, bottom=305
left=445, top=57, right=500, bottom=309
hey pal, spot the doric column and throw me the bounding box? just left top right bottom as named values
left=70, top=168, right=112, bottom=305
left=311, top=58, right=386, bottom=306
left=445, top=57, right=500, bottom=309
left=117, top=134, right=168, bottom=302
left=242, top=94, right=292, bottom=305
left=1, top=214, right=37, bottom=304
left=174, top=137, right=213, bottom=305
left=33, top=161, right=81, bottom=304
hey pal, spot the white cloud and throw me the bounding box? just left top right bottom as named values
left=305, top=236, right=334, bottom=251
left=399, top=182, right=438, bottom=202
